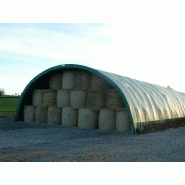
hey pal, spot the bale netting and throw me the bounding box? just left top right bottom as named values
left=116, top=110, right=131, bottom=131
left=98, top=109, right=116, bottom=131
left=70, top=90, right=87, bottom=109
left=36, top=106, right=48, bottom=124
left=87, top=92, right=106, bottom=110
left=62, top=71, right=75, bottom=90
left=32, top=89, right=44, bottom=106
left=47, top=107, right=62, bottom=125
left=78, top=108, right=98, bottom=129
left=24, top=106, right=36, bottom=123
left=106, top=89, right=125, bottom=110
left=62, top=107, right=78, bottom=127
left=42, top=90, right=57, bottom=107
left=57, top=90, right=70, bottom=107
left=49, top=73, right=63, bottom=90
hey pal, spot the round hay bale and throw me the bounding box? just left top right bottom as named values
left=32, top=89, right=44, bottom=106
left=90, top=75, right=111, bottom=92
left=116, top=107, right=127, bottom=112
left=49, top=74, right=63, bottom=90
left=106, top=89, right=124, bottom=110
left=87, top=92, right=106, bottom=110
left=24, top=106, right=36, bottom=123
left=42, top=90, right=57, bottom=107
left=47, top=107, right=62, bottom=125
left=62, top=107, right=78, bottom=127
left=36, top=106, right=48, bottom=124
left=70, top=91, right=87, bottom=109
left=78, top=108, right=98, bottom=129
left=62, top=71, right=75, bottom=90
left=98, top=109, right=116, bottom=131
left=57, top=90, right=70, bottom=107
left=116, top=111, right=131, bottom=131
left=74, top=71, right=92, bottom=90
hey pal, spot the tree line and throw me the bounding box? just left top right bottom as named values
left=0, top=89, right=4, bottom=97
left=0, top=89, right=21, bottom=97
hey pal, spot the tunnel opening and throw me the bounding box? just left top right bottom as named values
left=16, top=66, right=132, bottom=132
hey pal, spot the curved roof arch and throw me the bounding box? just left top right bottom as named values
left=14, top=64, right=185, bottom=133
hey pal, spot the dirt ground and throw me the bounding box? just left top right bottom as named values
left=0, top=113, right=15, bottom=120
left=0, top=117, right=185, bottom=162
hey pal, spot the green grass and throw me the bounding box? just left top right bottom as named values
left=0, top=98, right=20, bottom=114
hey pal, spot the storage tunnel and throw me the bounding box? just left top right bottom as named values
left=14, top=64, right=185, bottom=134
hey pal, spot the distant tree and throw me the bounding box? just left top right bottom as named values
left=0, top=89, right=5, bottom=97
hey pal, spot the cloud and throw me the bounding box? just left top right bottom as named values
left=1, top=22, right=185, bottom=94
left=0, top=64, right=45, bottom=94
left=0, top=74, right=31, bottom=95
left=0, top=25, right=114, bottom=63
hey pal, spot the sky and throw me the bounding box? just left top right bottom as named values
left=1, top=1, right=185, bottom=95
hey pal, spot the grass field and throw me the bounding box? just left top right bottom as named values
left=0, top=98, right=20, bottom=114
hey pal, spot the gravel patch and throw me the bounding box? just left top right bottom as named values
left=0, top=118, right=185, bottom=162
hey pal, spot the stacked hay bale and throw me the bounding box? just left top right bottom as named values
left=24, top=106, right=36, bottom=123
left=57, top=90, right=70, bottom=107
left=116, top=108, right=131, bottom=131
left=48, top=107, right=62, bottom=125
left=62, top=107, right=78, bottom=127
left=78, top=108, right=98, bottom=129
left=98, top=109, right=116, bottom=131
left=23, top=71, right=131, bottom=131
left=36, top=106, right=47, bottom=124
